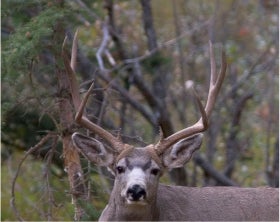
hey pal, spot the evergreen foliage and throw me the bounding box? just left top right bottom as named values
left=2, top=1, right=70, bottom=80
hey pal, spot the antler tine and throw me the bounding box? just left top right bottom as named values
left=75, top=81, right=125, bottom=152
left=62, top=31, right=125, bottom=153
left=155, top=41, right=227, bottom=155
left=205, top=41, right=227, bottom=117
left=62, top=33, right=81, bottom=111
left=71, top=30, right=78, bottom=72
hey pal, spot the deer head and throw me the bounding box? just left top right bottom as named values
left=63, top=33, right=226, bottom=208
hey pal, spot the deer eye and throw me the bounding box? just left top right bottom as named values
left=151, top=168, right=160, bottom=176
left=116, top=166, right=125, bottom=174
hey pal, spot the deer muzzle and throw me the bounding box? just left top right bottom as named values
left=126, top=184, right=146, bottom=202
left=122, top=168, right=148, bottom=205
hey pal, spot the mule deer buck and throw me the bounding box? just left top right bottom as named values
left=63, top=34, right=279, bottom=221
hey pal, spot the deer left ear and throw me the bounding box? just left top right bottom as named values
left=162, top=133, right=203, bottom=169
left=72, top=132, right=115, bottom=167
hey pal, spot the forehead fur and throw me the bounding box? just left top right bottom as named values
left=117, top=147, right=158, bottom=168
left=125, top=147, right=151, bottom=160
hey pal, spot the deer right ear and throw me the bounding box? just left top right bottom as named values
left=72, top=133, right=114, bottom=167
left=162, top=133, right=203, bottom=169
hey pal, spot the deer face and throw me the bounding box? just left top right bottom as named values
left=115, top=148, right=163, bottom=205
left=72, top=133, right=203, bottom=205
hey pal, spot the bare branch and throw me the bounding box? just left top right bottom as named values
left=73, top=0, right=99, bottom=20
left=123, top=20, right=210, bottom=64
left=11, top=133, right=57, bottom=222
left=105, top=49, right=116, bottom=66
left=96, top=22, right=111, bottom=71
left=193, top=154, right=239, bottom=186
left=95, top=71, right=158, bottom=126
left=44, top=136, right=59, bottom=221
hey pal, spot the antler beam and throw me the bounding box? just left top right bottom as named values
left=155, top=41, right=227, bottom=155
left=62, top=31, right=125, bottom=153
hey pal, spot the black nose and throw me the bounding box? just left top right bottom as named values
left=126, top=184, right=146, bottom=201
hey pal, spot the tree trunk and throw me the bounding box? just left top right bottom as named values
left=140, top=0, right=188, bottom=185
left=54, top=24, right=87, bottom=221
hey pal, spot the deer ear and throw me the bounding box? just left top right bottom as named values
left=162, top=134, right=203, bottom=169
left=72, top=133, right=114, bottom=167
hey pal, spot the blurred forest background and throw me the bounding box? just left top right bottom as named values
left=1, top=0, right=279, bottom=221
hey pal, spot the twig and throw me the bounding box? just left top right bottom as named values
left=44, top=136, right=58, bottom=221
left=219, top=41, right=273, bottom=103
left=95, top=70, right=158, bottom=126
left=123, top=20, right=211, bottom=64
left=10, top=133, right=57, bottom=222
left=74, top=0, right=99, bottom=20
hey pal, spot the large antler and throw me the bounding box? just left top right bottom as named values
left=62, top=31, right=125, bottom=153
left=155, top=41, right=227, bottom=155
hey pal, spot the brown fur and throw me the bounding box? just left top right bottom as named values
left=72, top=133, right=279, bottom=221
left=100, top=184, right=279, bottom=221
left=157, top=185, right=278, bottom=221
